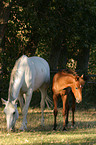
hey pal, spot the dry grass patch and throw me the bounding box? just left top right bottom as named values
left=0, top=107, right=96, bottom=145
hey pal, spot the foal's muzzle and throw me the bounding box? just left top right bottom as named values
left=76, top=98, right=81, bottom=103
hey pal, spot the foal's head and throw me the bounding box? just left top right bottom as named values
left=1, top=98, right=19, bottom=132
left=71, top=75, right=85, bottom=103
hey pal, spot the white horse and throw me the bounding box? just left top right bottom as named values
left=1, top=55, right=50, bottom=131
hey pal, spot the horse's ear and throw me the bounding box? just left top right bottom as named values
left=75, top=75, right=79, bottom=81
left=1, top=98, right=7, bottom=105
left=12, top=99, right=18, bottom=105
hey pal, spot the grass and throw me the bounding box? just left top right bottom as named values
left=0, top=107, right=96, bottom=145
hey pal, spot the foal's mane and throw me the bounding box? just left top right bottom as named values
left=8, top=56, right=23, bottom=100
left=60, top=69, right=77, bottom=78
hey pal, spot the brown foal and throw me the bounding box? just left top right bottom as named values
left=52, top=70, right=85, bottom=131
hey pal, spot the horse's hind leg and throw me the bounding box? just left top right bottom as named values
left=39, top=85, right=48, bottom=126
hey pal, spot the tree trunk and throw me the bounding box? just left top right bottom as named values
left=0, top=1, right=13, bottom=96
left=0, top=1, right=13, bottom=45
left=76, top=47, right=90, bottom=75
left=49, top=36, right=62, bottom=70
left=0, top=0, right=13, bottom=73
left=49, top=38, right=68, bottom=71
left=49, top=46, right=61, bottom=70
left=58, top=45, right=68, bottom=69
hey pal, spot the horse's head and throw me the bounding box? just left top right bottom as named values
left=1, top=98, right=19, bottom=132
left=72, top=75, right=85, bottom=103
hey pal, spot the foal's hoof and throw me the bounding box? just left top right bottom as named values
left=53, top=127, right=56, bottom=131
left=63, top=127, right=67, bottom=131
left=53, top=124, right=57, bottom=131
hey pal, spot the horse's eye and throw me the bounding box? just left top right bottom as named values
left=76, top=87, right=78, bottom=89
left=13, top=112, right=15, bottom=115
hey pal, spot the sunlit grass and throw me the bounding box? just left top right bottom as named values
left=0, top=107, right=96, bottom=145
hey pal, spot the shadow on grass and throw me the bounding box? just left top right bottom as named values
left=26, top=120, right=96, bottom=133
left=22, top=143, right=96, bottom=145
left=25, top=110, right=96, bottom=132
left=1, top=110, right=96, bottom=133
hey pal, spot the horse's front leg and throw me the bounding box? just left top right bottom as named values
left=18, top=92, right=24, bottom=111
left=20, top=88, right=33, bottom=131
left=53, top=94, right=58, bottom=130
left=61, top=94, right=67, bottom=131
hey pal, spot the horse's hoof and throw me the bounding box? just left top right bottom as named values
left=63, top=127, right=67, bottom=131
left=41, top=123, right=45, bottom=127
left=19, top=126, right=27, bottom=131
left=19, top=127, right=24, bottom=131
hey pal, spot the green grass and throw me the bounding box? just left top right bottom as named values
left=0, top=107, right=96, bottom=145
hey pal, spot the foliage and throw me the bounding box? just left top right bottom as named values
left=89, top=46, right=96, bottom=74
left=1, top=0, right=96, bottom=70
left=0, top=0, right=96, bottom=106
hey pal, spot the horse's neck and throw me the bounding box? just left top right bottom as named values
left=8, top=70, right=25, bottom=101
left=8, top=55, right=28, bottom=101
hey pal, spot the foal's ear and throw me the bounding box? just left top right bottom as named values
left=1, top=98, right=7, bottom=105
left=75, top=75, right=79, bottom=81
left=81, top=74, right=84, bottom=79
left=81, top=74, right=88, bottom=81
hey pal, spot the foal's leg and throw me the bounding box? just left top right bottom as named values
left=65, top=88, right=70, bottom=127
left=65, top=99, right=70, bottom=127
left=61, top=94, right=67, bottom=131
left=71, top=92, right=75, bottom=127
left=20, top=88, right=33, bottom=131
left=53, top=93, right=58, bottom=130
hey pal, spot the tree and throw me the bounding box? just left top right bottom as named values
left=0, top=0, right=13, bottom=45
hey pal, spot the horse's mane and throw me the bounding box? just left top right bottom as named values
left=8, top=56, right=23, bottom=101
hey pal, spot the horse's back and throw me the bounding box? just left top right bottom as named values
left=25, top=56, right=50, bottom=90
left=10, top=55, right=50, bottom=92
left=29, top=56, right=50, bottom=79
left=29, top=56, right=50, bottom=71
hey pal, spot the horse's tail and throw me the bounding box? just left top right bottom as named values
left=45, top=95, right=53, bottom=109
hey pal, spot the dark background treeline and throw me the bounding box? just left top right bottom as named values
left=0, top=0, right=96, bottom=108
